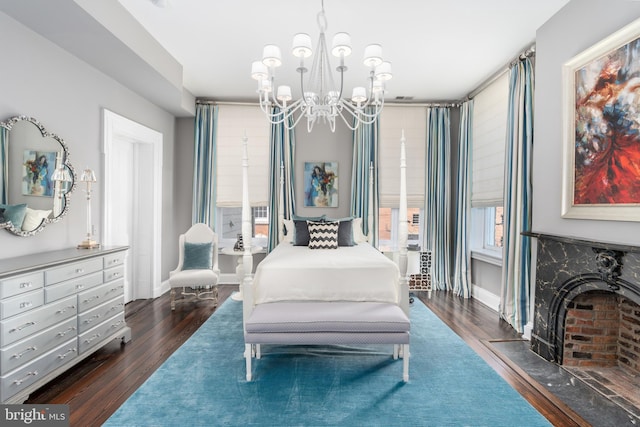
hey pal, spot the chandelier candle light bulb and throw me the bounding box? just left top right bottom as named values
left=251, top=0, right=392, bottom=132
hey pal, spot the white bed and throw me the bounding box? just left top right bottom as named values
left=253, top=241, right=400, bottom=305
left=239, top=132, right=411, bottom=381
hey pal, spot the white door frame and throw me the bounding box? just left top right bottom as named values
left=102, top=109, right=163, bottom=300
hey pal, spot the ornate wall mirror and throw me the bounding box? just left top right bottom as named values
left=0, top=115, right=76, bottom=236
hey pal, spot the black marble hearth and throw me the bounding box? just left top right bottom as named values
left=526, top=233, right=640, bottom=364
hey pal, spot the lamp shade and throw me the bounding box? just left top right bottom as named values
left=292, top=33, right=313, bottom=58
left=375, top=61, right=393, bottom=81
left=80, top=168, right=97, bottom=182
left=262, top=45, right=282, bottom=68
left=363, top=44, right=383, bottom=68
left=351, top=87, right=367, bottom=103
left=51, top=166, right=72, bottom=182
left=251, top=61, right=268, bottom=80
left=276, top=85, right=292, bottom=101
left=331, top=32, right=352, bottom=57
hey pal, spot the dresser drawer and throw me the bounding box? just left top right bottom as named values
left=104, top=252, right=125, bottom=269
left=45, top=272, right=103, bottom=304
left=45, top=257, right=103, bottom=286
left=0, top=317, right=77, bottom=375
left=0, top=296, right=77, bottom=347
left=77, top=279, right=124, bottom=313
left=0, top=339, right=77, bottom=402
left=0, top=272, right=44, bottom=299
left=78, top=312, right=126, bottom=354
left=103, top=265, right=124, bottom=283
left=0, top=290, right=44, bottom=320
left=78, top=296, right=125, bottom=334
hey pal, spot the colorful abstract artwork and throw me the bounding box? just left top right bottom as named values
left=22, top=150, right=56, bottom=197
left=573, top=37, right=640, bottom=205
left=303, top=162, right=338, bottom=207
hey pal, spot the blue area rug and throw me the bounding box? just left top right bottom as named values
left=105, top=297, right=550, bottom=427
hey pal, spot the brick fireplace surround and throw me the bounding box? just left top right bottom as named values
left=528, top=233, right=640, bottom=412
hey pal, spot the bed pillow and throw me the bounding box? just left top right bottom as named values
left=352, top=217, right=368, bottom=244
left=182, top=242, right=213, bottom=270
left=336, top=219, right=355, bottom=246
left=0, top=203, right=27, bottom=228
left=282, top=219, right=294, bottom=243
left=307, top=221, right=339, bottom=249
left=292, top=214, right=325, bottom=222
left=293, top=220, right=311, bottom=246
left=22, top=207, right=52, bottom=231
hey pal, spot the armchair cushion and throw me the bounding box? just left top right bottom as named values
left=183, top=242, right=213, bottom=270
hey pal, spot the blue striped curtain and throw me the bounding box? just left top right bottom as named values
left=424, top=107, right=452, bottom=291
left=350, top=110, right=379, bottom=246
left=453, top=101, right=473, bottom=298
left=500, top=57, right=534, bottom=333
left=268, top=107, right=296, bottom=252
left=0, top=126, right=7, bottom=204
left=192, top=103, right=218, bottom=228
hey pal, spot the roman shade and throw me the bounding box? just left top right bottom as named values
left=378, top=106, right=426, bottom=208
left=216, top=105, right=270, bottom=207
left=471, top=72, right=509, bottom=207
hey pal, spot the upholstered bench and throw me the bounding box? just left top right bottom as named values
left=244, top=301, right=410, bottom=382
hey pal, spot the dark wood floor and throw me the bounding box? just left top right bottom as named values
left=26, top=285, right=588, bottom=427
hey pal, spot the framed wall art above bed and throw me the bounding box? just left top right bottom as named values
left=561, top=17, right=640, bottom=222
left=303, top=161, right=338, bottom=207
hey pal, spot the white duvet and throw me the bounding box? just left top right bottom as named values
left=252, top=243, right=400, bottom=305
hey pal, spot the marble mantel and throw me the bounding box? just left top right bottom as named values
left=525, top=232, right=640, bottom=363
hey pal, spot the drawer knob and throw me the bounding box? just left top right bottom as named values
left=84, top=333, right=101, bottom=344
left=82, top=296, right=99, bottom=304
left=76, top=284, right=85, bottom=290
left=11, top=346, right=37, bottom=359
left=19, top=301, right=33, bottom=309
left=57, top=327, right=76, bottom=337
left=58, top=348, right=77, bottom=360
left=75, top=268, right=84, bottom=274
left=84, top=315, right=101, bottom=324
left=10, top=321, right=36, bottom=333
left=19, top=281, right=32, bottom=288
left=13, top=370, right=38, bottom=386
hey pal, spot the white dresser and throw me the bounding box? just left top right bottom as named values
left=0, top=246, right=131, bottom=403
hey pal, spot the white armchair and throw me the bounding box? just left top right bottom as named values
left=169, top=223, right=220, bottom=310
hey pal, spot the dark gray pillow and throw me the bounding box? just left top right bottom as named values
left=337, top=219, right=355, bottom=246
left=293, top=220, right=311, bottom=246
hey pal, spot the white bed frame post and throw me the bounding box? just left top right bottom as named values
left=241, top=135, right=254, bottom=324
left=398, top=131, right=410, bottom=317
left=367, top=162, right=374, bottom=245
left=278, top=162, right=285, bottom=243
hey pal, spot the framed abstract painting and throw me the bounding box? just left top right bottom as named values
left=303, top=161, right=338, bottom=207
left=562, top=18, right=640, bottom=222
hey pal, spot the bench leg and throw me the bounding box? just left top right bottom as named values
left=245, top=344, right=252, bottom=381
left=393, top=344, right=399, bottom=360
left=402, top=344, right=410, bottom=382
left=256, top=344, right=261, bottom=359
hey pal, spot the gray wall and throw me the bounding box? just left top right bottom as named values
left=294, top=119, right=353, bottom=219
left=0, top=11, right=180, bottom=281
left=533, top=0, right=640, bottom=243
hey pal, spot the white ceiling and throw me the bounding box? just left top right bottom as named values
left=118, top=0, right=570, bottom=103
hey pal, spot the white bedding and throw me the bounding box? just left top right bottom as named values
left=252, top=243, right=400, bottom=305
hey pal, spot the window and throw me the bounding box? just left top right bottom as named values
left=471, top=206, right=503, bottom=264
left=217, top=206, right=269, bottom=247
left=378, top=207, right=423, bottom=250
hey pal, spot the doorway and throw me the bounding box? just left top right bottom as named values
left=102, top=109, right=163, bottom=302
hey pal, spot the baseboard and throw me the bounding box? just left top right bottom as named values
left=471, top=284, right=500, bottom=312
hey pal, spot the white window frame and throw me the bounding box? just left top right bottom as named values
left=216, top=206, right=269, bottom=249
left=470, top=206, right=503, bottom=266
left=378, top=207, right=423, bottom=251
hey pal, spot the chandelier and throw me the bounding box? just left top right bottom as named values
left=250, top=1, right=392, bottom=132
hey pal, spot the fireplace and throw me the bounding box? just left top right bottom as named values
left=528, top=233, right=640, bottom=411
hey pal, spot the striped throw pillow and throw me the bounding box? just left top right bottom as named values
left=307, top=221, right=339, bottom=249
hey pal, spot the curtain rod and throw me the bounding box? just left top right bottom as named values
left=467, top=43, right=536, bottom=100
left=196, top=99, right=259, bottom=106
